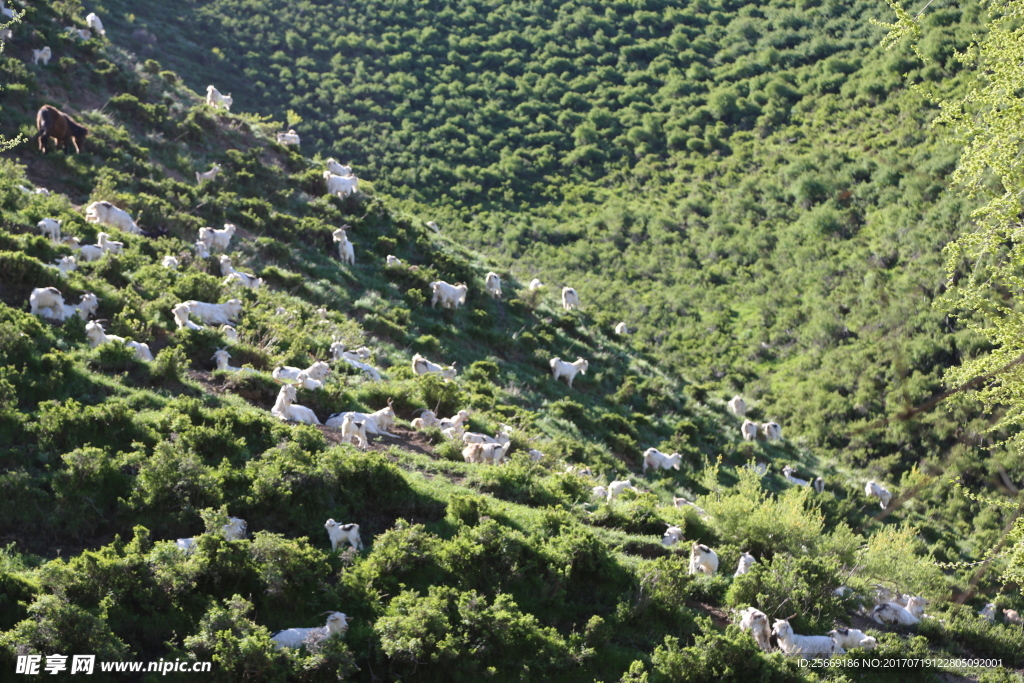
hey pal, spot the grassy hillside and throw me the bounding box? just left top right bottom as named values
left=0, top=0, right=1022, bottom=682
left=94, top=0, right=1014, bottom=483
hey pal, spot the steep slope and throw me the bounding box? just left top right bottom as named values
left=0, top=2, right=1022, bottom=682
left=95, top=0, right=1019, bottom=498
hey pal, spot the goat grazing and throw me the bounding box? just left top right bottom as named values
left=865, top=481, right=892, bottom=509
left=607, top=479, right=637, bottom=501
left=642, top=447, right=682, bottom=473
left=430, top=280, right=468, bottom=309
left=740, top=419, right=759, bottom=441
left=324, top=171, right=358, bottom=197
left=85, top=201, right=140, bottom=234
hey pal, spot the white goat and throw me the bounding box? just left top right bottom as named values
left=529, top=449, right=545, bottom=461
left=53, top=255, right=77, bottom=275
left=326, top=400, right=396, bottom=437
left=196, top=164, right=221, bottom=184
left=61, top=292, right=99, bottom=321
left=85, top=201, right=140, bottom=234
left=162, top=255, right=179, bottom=269
left=219, top=255, right=262, bottom=289
left=762, top=421, right=782, bottom=441
left=773, top=619, right=843, bottom=657
left=29, top=287, right=65, bottom=320
left=828, top=627, right=877, bottom=651
left=198, top=223, right=236, bottom=252
left=324, top=171, right=358, bottom=197
left=271, top=612, right=350, bottom=650
left=813, top=477, right=824, bottom=493
left=485, top=272, right=501, bottom=299
left=32, top=47, right=51, bottom=65
left=738, top=607, right=771, bottom=651
left=171, top=303, right=206, bottom=331
left=462, top=441, right=507, bottom=465
left=727, top=395, right=747, bottom=416
left=1003, top=608, right=1022, bottom=624
left=782, top=465, right=809, bottom=486
left=561, top=286, right=579, bottom=311
left=740, top=419, right=759, bottom=441
left=430, top=280, right=468, bottom=309
left=607, top=479, right=637, bottom=501
left=865, top=481, right=892, bottom=509
left=325, top=519, right=363, bottom=551
left=661, top=525, right=684, bottom=547
left=271, top=384, right=321, bottom=425
left=439, top=409, right=470, bottom=431
left=673, top=497, right=709, bottom=517
left=96, top=232, right=123, bottom=255
left=84, top=321, right=153, bottom=361
left=642, top=447, right=682, bottom=473
left=412, top=353, right=457, bottom=380
left=205, top=85, right=232, bottom=110
left=688, top=543, right=719, bottom=575
left=386, top=255, right=402, bottom=266
left=337, top=414, right=369, bottom=449
left=550, top=357, right=588, bottom=388
left=221, top=325, right=238, bottom=343
left=871, top=603, right=920, bottom=626
left=176, top=517, right=247, bottom=552
left=276, top=129, right=300, bottom=146
left=410, top=410, right=439, bottom=430
left=175, top=299, right=242, bottom=326
left=529, top=278, right=543, bottom=290
left=37, top=218, right=61, bottom=243
left=194, top=240, right=211, bottom=260
left=614, top=322, right=628, bottom=335
left=212, top=349, right=255, bottom=373
left=85, top=12, right=105, bottom=35
left=273, top=361, right=331, bottom=391
left=734, top=552, right=756, bottom=577
left=332, top=227, right=354, bottom=265
left=591, top=485, right=608, bottom=500
left=326, top=160, right=351, bottom=176
left=64, top=236, right=105, bottom=262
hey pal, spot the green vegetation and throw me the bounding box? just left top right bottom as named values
left=0, top=0, right=1021, bottom=680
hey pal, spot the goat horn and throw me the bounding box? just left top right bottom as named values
left=387, top=397, right=393, bottom=406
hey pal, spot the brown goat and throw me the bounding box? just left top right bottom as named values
left=36, top=105, right=89, bottom=153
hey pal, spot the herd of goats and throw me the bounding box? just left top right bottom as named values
left=9, top=4, right=1016, bottom=652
